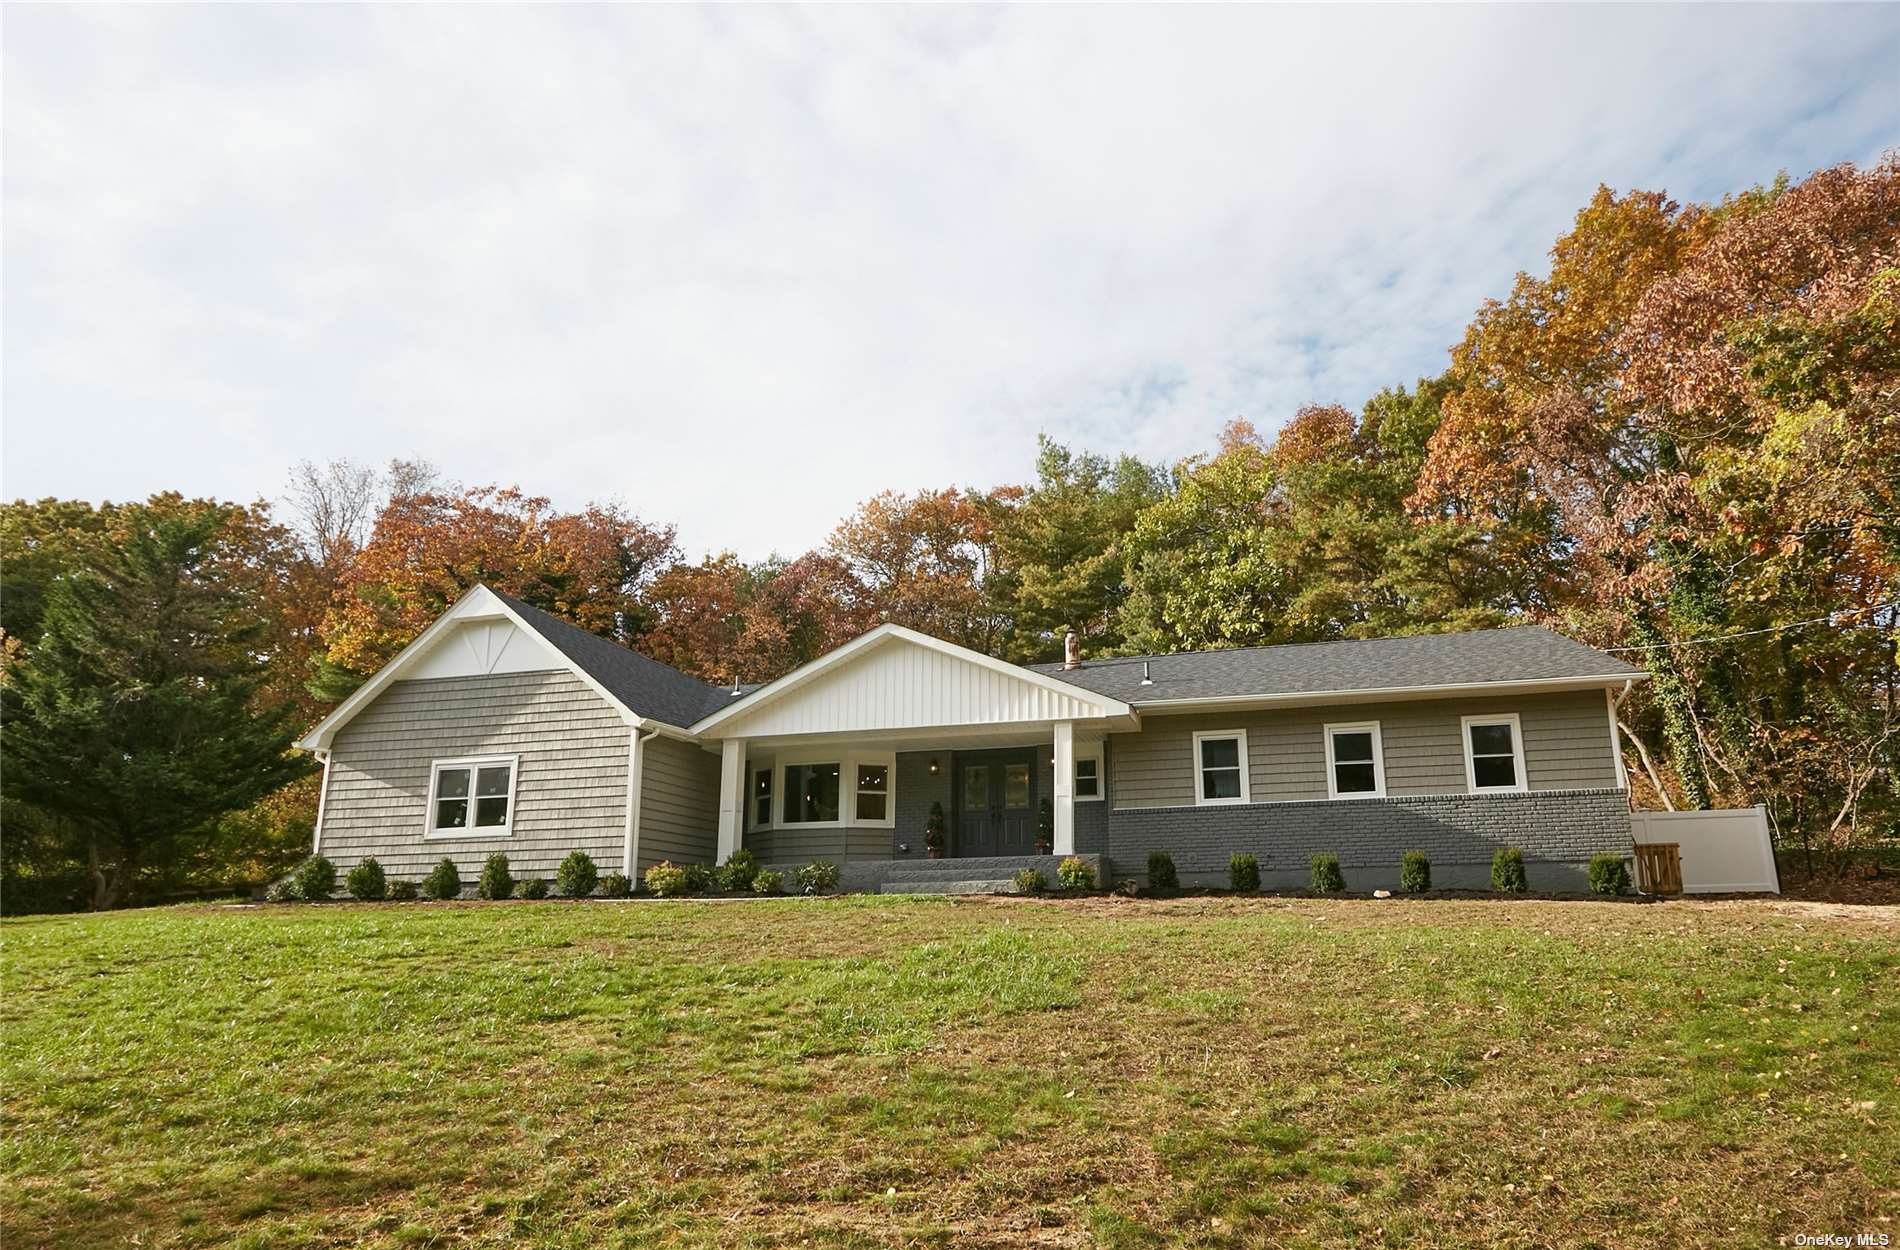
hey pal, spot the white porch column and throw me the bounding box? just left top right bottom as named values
left=716, top=738, right=745, bottom=864
left=1051, top=720, right=1076, bottom=856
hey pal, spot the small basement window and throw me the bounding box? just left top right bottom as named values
left=427, top=756, right=518, bottom=838
left=1192, top=730, right=1250, bottom=805
left=1463, top=714, right=1527, bottom=793
left=1324, top=722, right=1386, bottom=799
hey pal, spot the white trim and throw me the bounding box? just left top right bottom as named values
left=424, top=754, right=521, bottom=839
left=1191, top=729, right=1251, bottom=806
left=1461, top=713, right=1528, bottom=794
left=311, top=750, right=333, bottom=855
left=688, top=622, right=1133, bottom=735
left=1073, top=747, right=1104, bottom=802
left=296, top=585, right=650, bottom=752
left=623, top=727, right=655, bottom=877
left=1606, top=686, right=1630, bottom=791
left=1323, top=720, right=1386, bottom=800
left=1131, top=672, right=1648, bottom=715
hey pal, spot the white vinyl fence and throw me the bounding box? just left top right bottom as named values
left=1630, top=805, right=1780, bottom=894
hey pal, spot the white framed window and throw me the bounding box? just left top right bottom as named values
left=855, top=761, right=891, bottom=823
left=1324, top=721, right=1386, bottom=799
left=1462, top=714, right=1528, bottom=793
left=782, top=762, right=841, bottom=824
left=426, top=755, right=519, bottom=838
left=1074, top=749, right=1103, bottom=802
left=1192, top=730, right=1250, bottom=805
left=751, top=765, right=773, bottom=829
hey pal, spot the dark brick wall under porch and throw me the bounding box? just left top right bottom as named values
left=1102, top=788, right=1633, bottom=892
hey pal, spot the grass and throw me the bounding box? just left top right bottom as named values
left=3, top=894, right=1896, bottom=1247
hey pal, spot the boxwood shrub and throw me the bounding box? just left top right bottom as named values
left=477, top=853, right=514, bottom=900
left=716, top=848, right=759, bottom=892
left=752, top=869, right=785, bottom=895
left=1588, top=852, right=1630, bottom=896
left=555, top=850, right=598, bottom=898
left=514, top=877, right=548, bottom=900
left=1491, top=847, right=1528, bottom=894
left=1310, top=853, right=1345, bottom=893
left=388, top=878, right=420, bottom=901
left=1146, top=852, right=1178, bottom=890
left=1399, top=850, right=1431, bottom=894
left=1012, top=867, right=1048, bottom=895
left=292, top=855, right=337, bottom=901
left=1057, top=856, right=1095, bottom=891
left=645, top=861, right=689, bottom=897
left=422, top=858, right=461, bottom=900
left=1229, top=852, right=1260, bottom=893
left=681, top=862, right=713, bottom=894
left=600, top=872, right=632, bottom=899
left=345, top=857, right=387, bottom=901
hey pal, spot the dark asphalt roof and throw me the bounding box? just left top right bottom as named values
left=1029, top=626, right=1645, bottom=705
left=495, top=591, right=739, bottom=728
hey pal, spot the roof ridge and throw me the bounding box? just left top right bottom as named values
left=1029, top=623, right=1560, bottom=670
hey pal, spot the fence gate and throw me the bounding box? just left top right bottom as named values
left=1629, top=805, right=1780, bottom=894
left=1633, top=842, right=1683, bottom=895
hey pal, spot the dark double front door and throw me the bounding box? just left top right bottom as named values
left=953, top=749, right=1037, bottom=856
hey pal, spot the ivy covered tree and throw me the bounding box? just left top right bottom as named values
left=1, top=501, right=313, bottom=908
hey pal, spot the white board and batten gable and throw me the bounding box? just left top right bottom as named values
left=691, top=624, right=1132, bottom=741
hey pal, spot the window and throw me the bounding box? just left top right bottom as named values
left=783, top=762, right=841, bottom=823
left=1074, top=751, right=1103, bottom=801
left=962, top=763, right=990, bottom=810
left=1192, top=730, right=1250, bottom=805
left=426, top=756, right=517, bottom=838
left=855, top=763, right=889, bottom=822
left=752, top=767, right=773, bottom=828
left=1324, top=722, right=1386, bottom=799
left=1462, top=714, right=1527, bottom=793
left=1004, top=762, right=1030, bottom=808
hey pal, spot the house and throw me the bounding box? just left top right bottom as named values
left=297, top=585, right=1650, bottom=892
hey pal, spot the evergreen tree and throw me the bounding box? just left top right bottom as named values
left=2, top=503, right=312, bottom=908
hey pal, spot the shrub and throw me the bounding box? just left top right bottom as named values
left=292, top=855, right=337, bottom=901
left=1491, top=847, right=1528, bottom=894
left=794, top=860, right=840, bottom=893
left=924, top=801, right=947, bottom=854
left=1310, top=853, right=1345, bottom=893
left=477, top=853, right=515, bottom=900
left=264, top=878, right=300, bottom=903
left=388, top=878, right=420, bottom=900
left=514, top=877, right=548, bottom=900
left=1400, top=850, right=1431, bottom=894
left=1588, top=853, right=1630, bottom=896
left=1229, top=852, right=1260, bottom=893
left=1146, top=852, right=1178, bottom=890
left=1057, top=856, right=1095, bottom=891
left=681, top=863, right=713, bottom=894
left=555, top=850, right=599, bottom=898
left=752, top=869, right=785, bottom=895
left=715, top=848, right=759, bottom=892
left=422, top=858, right=461, bottom=900
left=645, top=861, right=689, bottom=897
left=345, top=857, right=387, bottom=901
left=600, top=872, right=631, bottom=899
left=1013, top=867, right=1048, bottom=894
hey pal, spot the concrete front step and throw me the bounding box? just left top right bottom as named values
left=878, top=878, right=1018, bottom=895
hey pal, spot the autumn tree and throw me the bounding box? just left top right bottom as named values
left=828, top=489, right=1004, bottom=651
left=639, top=551, right=872, bottom=685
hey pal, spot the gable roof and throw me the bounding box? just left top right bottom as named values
left=690, top=622, right=1133, bottom=738
left=1031, top=625, right=1646, bottom=706
left=491, top=592, right=736, bottom=728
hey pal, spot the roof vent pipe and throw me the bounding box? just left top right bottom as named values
left=1063, top=629, right=1081, bottom=670
left=1140, top=661, right=1153, bottom=686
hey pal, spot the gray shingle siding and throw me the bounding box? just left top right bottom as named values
left=1104, top=788, right=1632, bottom=890
left=636, top=735, right=719, bottom=871
left=1112, top=691, right=1617, bottom=808
left=317, top=670, right=629, bottom=884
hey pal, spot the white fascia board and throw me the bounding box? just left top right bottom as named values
left=688, top=622, right=1132, bottom=737
left=1128, top=672, right=1650, bottom=716
left=296, top=585, right=647, bottom=752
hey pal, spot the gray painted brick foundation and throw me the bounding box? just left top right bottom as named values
left=1103, top=788, right=1632, bottom=891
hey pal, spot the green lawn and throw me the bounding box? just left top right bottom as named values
left=3, top=895, right=1895, bottom=1248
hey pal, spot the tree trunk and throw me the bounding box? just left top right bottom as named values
left=1617, top=720, right=1676, bottom=811
left=87, top=832, right=130, bottom=910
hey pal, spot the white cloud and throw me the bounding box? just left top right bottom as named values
left=4, top=4, right=1896, bottom=558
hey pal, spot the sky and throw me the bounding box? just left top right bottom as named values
left=4, top=6, right=1897, bottom=561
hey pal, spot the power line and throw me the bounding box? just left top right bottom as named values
left=1600, top=603, right=1896, bottom=653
